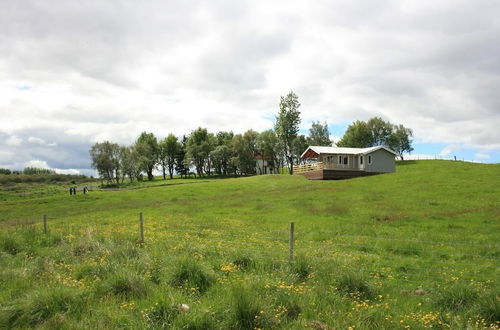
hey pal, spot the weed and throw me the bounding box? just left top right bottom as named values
left=170, top=258, right=214, bottom=293
left=291, top=256, right=312, bottom=282
left=2, top=287, right=84, bottom=327
left=143, top=300, right=179, bottom=328
left=336, top=271, right=376, bottom=300
left=232, top=287, right=271, bottom=329
left=233, top=255, right=255, bottom=271
left=100, top=271, right=148, bottom=299
left=434, top=283, right=478, bottom=311
left=476, top=293, right=500, bottom=324
left=1, top=236, right=21, bottom=255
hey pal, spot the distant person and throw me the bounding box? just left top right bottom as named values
left=69, top=187, right=73, bottom=195
left=83, top=186, right=88, bottom=194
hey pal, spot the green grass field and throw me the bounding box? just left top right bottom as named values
left=1, top=160, right=499, bottom=329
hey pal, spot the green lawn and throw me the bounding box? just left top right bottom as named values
left=0, top=160, right=499, bottom=329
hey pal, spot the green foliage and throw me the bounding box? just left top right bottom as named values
left=232, top=286, right=270, bottom=329
left=22, top=167, right=56, bottom=175
left=100, top=271, right=149, bottom=299
left=308, top=121, right=332, bottom=146
left=387, top=124, right=413, bottom=159
left=170, top=258, right=214, bottom=293
left=337, top=120, right=373, bottom=147
left=336, top=271, right=376, bottom=300
left=434, top=283, right=479, bottom=311
left=0, top=168, right=12, bottom=175
left=89, top=141, right=121, bottom=184
left=275, top=91, right=301, bottom=174
left=158, top=134, right=180, bottom=179
left=135, top=132, right=159, bottom=181
left=186, top=127, right=214, bottom=176
left=291, top=256, right=312, bottom=282
left=476, top=293, right=500, bottom=324
left=0, top=161, right=498, bottom=328
left=143, top=300, right=180, bottom=328
left=2, top=287, right=84, bottom=327
left=338, top=117, right=413, bottom=158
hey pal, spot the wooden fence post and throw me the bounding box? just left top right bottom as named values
left=139, top=212, right=144, bottom=244
left=289, top=222, right=295, bottom=262
left=43, top=215, right=47, bottom=234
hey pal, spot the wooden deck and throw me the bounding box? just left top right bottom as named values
left=293, top=162, right=378, bottom=180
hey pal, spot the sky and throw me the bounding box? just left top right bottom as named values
left=1, top=0, right=499, bottom=175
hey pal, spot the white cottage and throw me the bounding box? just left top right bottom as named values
left=295, top=146, right=397, bottom=179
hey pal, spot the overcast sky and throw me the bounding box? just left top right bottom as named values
left=1, top=0, right=499, bottom=174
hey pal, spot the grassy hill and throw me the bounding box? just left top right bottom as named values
left=0, top=160, right=499, bottom=329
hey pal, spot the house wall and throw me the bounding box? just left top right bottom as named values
left=364, top=149, right=396, bottom=173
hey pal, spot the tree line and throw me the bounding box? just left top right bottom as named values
left=90, top=91, right=413, bottom=183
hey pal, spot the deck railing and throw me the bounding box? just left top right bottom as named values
left=293, top=162, right=324, bottom=174
left=294, top=161, right=363, bottom=174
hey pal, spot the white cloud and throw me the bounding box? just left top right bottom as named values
left=439, top=144, right=462, bottom=157
left=0, top=0, right=499, bottom=171
left=474, top=153, right=490, bottom=159
left=24, top=159, right=81, bottom=175
left=6, top=136, right=22, bottom=146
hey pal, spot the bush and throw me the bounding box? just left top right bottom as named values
left=170, top=259, right=214, bottom=294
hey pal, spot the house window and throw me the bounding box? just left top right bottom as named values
left=360, top=156, right=363, bottom=165
left=368, top=155, right=372, bottom=164
left=338, top=155, right=342, bottom=164
left=343, top=156, right=348, bottom=165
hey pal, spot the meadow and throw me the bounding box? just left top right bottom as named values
left=0, top=160, right=499, bottom=329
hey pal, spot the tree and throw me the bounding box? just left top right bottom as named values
left=159, top=134, right=180, bottom=179
left=367, top=117, right=392, bottom=147
left=292, top=134, right=309, bottom=165
left=135, top=132, right=158, bottom=181
left=387, top=124, right=413, bottom=160
left=257, top=130, right=280, bottom=174
left=308, top=121, right=332, bottom=146
left=337, top=120, right=373, bottom=148
left=120, top=145, right=140, bottom=182
left=274, top=91, right=301, bottom=174
left=186, top=127, right=212, bottom=177
left=0, top=168, right=11, bottom=175
left=231, top=130, right=258, bottom=175
left=175, top=136, right=189, bottom=178
left=89, top=141, right=121, bottom=184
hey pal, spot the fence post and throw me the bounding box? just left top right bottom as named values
left=43, top=215, right=47, bottom=234
left=289, top=222, right=295, bottom=262
left=139, top=212, right=144, bottom=245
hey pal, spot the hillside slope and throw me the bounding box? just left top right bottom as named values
left=1, top=160, right=499, bottom=329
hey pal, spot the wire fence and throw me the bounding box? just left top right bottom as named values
left=4, top=213, right=499, bottom=281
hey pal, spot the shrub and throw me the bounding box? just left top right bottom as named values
left=336, top=271, right=376, bottom=300
left=170, top=259, right=214, bottom=293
